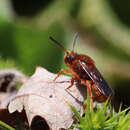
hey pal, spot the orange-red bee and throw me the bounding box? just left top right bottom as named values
left=49, top=33, right=114, bottom=107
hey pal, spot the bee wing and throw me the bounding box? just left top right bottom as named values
left=79, top=61, right=114, bottom=97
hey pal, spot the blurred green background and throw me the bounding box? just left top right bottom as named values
left=0, top=0, right=130, bottom=110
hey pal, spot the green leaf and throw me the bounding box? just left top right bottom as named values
left=0, top=120, right=15, bottom=130
left=69, top=104, right=82, bottom=123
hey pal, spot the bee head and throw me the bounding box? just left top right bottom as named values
left=64, top=52, right=77, bottom=66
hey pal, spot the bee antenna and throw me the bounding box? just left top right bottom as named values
left=72, top=32, right=79, bottom=52
left=49, top=36, right=68, bottom=54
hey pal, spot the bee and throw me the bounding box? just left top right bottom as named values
left=49, top=33, right=114, bottom=107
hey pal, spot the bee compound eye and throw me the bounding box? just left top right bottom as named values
left=67, top=56, right=71, bottom=63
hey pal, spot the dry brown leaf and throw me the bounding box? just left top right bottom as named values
left=8, top=67, right=87, bottom=130
left=0, top=108, right=28, bottom=129
left=0, top=69, right=28, bottom=108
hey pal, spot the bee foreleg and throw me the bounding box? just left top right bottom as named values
left=53, top=69, right=80, bottom=82
left=66, top=77, right=74, bottom=90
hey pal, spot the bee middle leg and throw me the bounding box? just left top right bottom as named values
left=81, top=80, right=93, bottom=111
